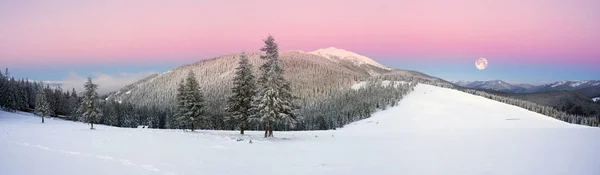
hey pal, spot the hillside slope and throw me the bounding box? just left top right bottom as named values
left=2, top=84, right=599, bottom=175
left=106, top=50, right=383, bottom=108
left=347, top=84, right=581, bottom=131
left=479, top=90, right=600, bottom=118
left=106, top=48, right=452, bottom=113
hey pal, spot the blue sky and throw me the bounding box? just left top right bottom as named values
left=2, top=0, right=599, bottom=93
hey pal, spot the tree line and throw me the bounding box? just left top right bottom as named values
left=0, top=68, right=79, bottom=117
left=458, top=88, right=600, bottom=127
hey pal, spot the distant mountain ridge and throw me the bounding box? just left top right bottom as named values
left=528, top=80, right=600, bottom=98
left=452, top=80, right=600, bottom=98
left=452, top=80, right=528, bottom=93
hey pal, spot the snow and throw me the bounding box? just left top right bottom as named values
left=125, top=90, right=132, bottom=95
left=593, top=97, right=600, bottom=102
left=381, top=80, right=408, bottom=87
left=350, top=81, right=408, bottom=90
left=550, top=81, right=567, bottom=87
left=593, top=82, right=600, bottom=86
left=570, top=80, right=588, bottom=87
left=452, top=80, right=472, bottom=84
left=350, top=81, right=367, bottom=90
left=2, top=84, right=600, bottom=175
left=310, top=47, right=391, bottom=70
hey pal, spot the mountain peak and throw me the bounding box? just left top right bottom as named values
left=310, top=47, right=390, bottom=70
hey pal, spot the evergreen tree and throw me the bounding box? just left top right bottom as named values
left=175, top=71, right=206, bottom=131
left=0, top=70, right=5, bottom=108
left=17, top=79, right=29, bottom=111
left=81, top=77, right=101, bottom=129
left=5, top=78, right=19, bottom=111
left=175, top=79, right=186, bottom=129
left=252, top=35, right=297, bottom=137
left=26, top=80, right=36, bottom=109
left=43, top=85, right=55, bottom=116
left=34, top=85, right=51, bottom=123
left=68, top=88, right=79, bottom=120
left=226, top=53, right=256, bottom=135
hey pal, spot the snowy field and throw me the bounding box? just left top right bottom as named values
left=1, top=84, right=600, bottom=175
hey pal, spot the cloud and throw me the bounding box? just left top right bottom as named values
left=46, top=71, right=156, bottom=95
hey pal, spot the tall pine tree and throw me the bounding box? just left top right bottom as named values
left=253, top=35, right=297, bottom=137
left=5, top=78, right=19, bottom=111
left=226, top=53, right=256, bottom=135
left=34, top=85, right=50, bottom=123
left=68, top=88, right=79, bottom=120
left=175, top=71, right=206, bottom=131
left=81, top=77, right=101, bottom=129
left=175, top=79, right=186, bottom=129
left=0, top=70, right=5, bottom=108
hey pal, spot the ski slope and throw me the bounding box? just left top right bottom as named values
left=1, top=84, right=599, bottom=175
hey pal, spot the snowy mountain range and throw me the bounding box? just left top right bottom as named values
left=452, top=80, right=529, bottom=93
left=453, top=80, right=600, bottom=98
left=529, top=80, right=600, bottom=98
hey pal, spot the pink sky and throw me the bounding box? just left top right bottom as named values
left=1, top=0, right=599, bottom=66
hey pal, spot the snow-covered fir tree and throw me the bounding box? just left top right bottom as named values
left=81, top=77, right=101, bottom=129
left=252, top=35, right=297, bottom=137
left=175, top=71, right=206, bottom=131
left=226, top=53, right=256, bottom=135
left=34, top=85, right=51, bottom=123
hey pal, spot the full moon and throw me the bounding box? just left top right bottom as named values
left=475, top=57, right=488, bottom=70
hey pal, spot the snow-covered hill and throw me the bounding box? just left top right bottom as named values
left=105, top=50, right=394, bottom=108
left=2, top=84, right=599, bottom=175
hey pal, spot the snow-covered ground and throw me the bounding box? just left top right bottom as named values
left=1, top=84, right=599, bottom=175
left=310, top=47, right=391, bottom=70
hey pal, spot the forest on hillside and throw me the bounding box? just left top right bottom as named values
left=459, top=88, right=600, bottom=127
left=0, top=68, right=417, bottom=130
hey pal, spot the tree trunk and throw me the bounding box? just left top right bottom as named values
left=264, top=125, right=268, bottom=138
left=42, top=116, right=44, bottom=123
left=240, top=125, right=245, bottom=135
left=90, top=122, right=94, bottom=130
left=268, top=125, right=274, bottom=137
left=191, top=123, right=194, bottom=132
